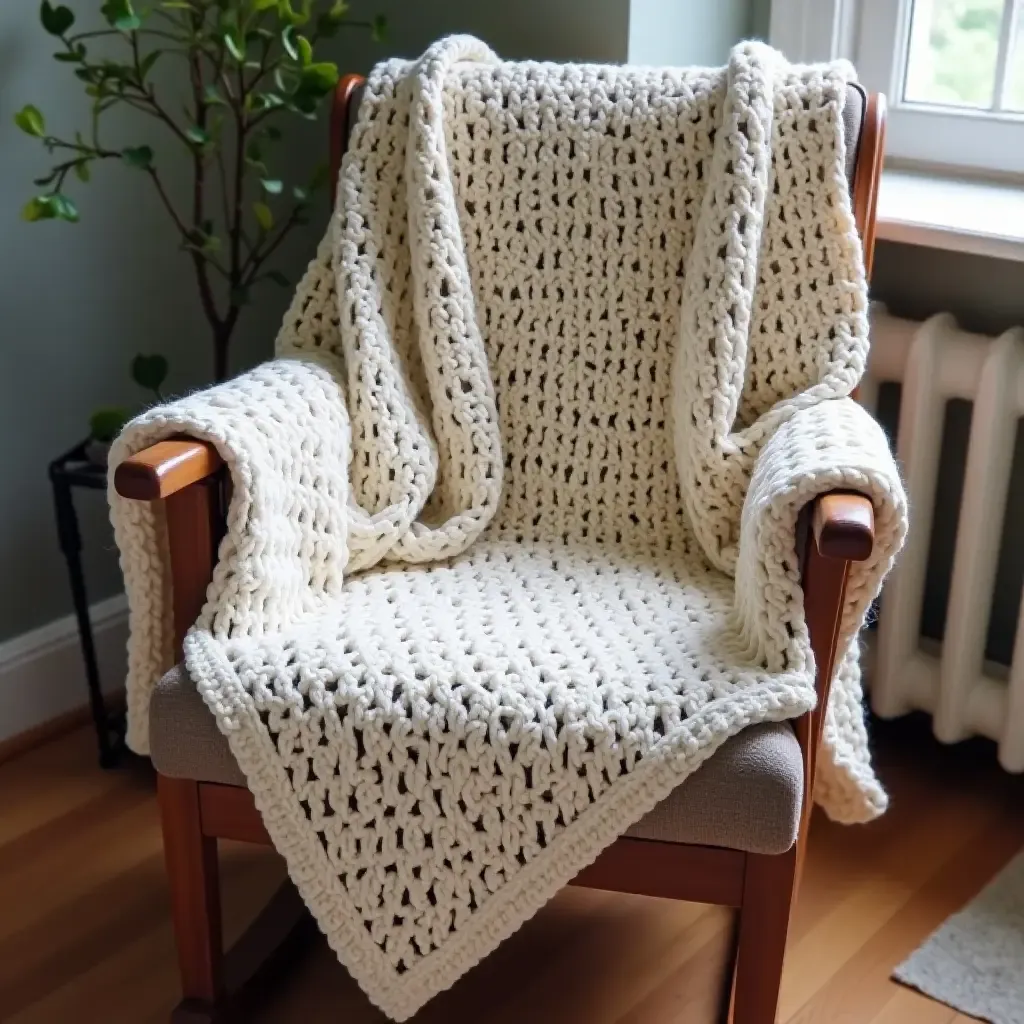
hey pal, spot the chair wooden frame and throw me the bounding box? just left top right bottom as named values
left=115, top=77, right=887, bottom=1024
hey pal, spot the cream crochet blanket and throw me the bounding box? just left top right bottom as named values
left=111, top=38, right=907, bottom=1019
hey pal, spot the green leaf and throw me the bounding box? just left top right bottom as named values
left=290, top=61, right=338, bottom=113
left=253, top=201, right=274, bottom=231
left=292, top=184, right=309, bottom=203
left=370, top=14, right=387, bottom=43
left=40, top=1, right=75, bottom=35
left=28, top=193, right=78, bottom=223
left=296, top=34, right=312, bottom=66
left=308, top=62, right=337, bottom=87
left=223, top=32, right=245, bottom=62
left=100, top=0, right=142, bottom=32
left=74, top=159, right=91, bottom=182
left=327, top=0, right=349, bottom=20
left=54, top=47, right=85, bottom=62
left=122, top=145, right=153, bottom=169
left=260, top=178, right=283, bottom=194
left=252, top=0, right=279, bottom=8
left=185, top=125, right=210, bottom=146
left=139, top=50, right=161, bottom=79
left=90, top=406, right=130, bottom=443
left=273, top=65, right=293, bottom=94
left=245, top=141, right=268, bottom=174
left=185, top=226, right=221, bottom=255
left=51, top=193, right=79, bottom=222
left=22, top=196, right=57, bottom=221
left=251, top=92, right=284, bottom=114
left=278, top=0, right=312, bottom=25
left=131, top=353, right=169, bottom=393
left=281, top=24, right=298, bottom=60
left=203, top=84, right=225, bottom=106
left=14, top=105, right=45, bottom=138
left=266, top=270, right=290, bottom=287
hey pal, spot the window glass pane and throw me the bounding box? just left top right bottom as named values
left=1005, top=2, right=1024, bottom=110
left=904, top=0, right=1005, bottom=109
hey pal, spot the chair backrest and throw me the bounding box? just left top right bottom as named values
left=326, top=70, right=888, bottom=549
left=330, top=76, right=886, bottom=276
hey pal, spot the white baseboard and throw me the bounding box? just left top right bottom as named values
left=0, top=594, right=129, bottom=746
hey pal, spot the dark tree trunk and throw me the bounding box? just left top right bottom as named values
left=212, top=321, right=237, bottom=383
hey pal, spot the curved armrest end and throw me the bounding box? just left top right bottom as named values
left=812, top=492, right=875, bottom=562
left=114, top=439, right=224, bottom=501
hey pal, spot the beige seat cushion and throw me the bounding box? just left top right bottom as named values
left=151, top=666, right=803, bottom=856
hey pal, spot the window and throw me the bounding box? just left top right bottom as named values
left=771, top=0, right=1024, bottom=176
left=903, top=0, right=1023, bottom=110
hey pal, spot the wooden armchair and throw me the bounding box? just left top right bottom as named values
left=114, top=76, right=886, bottom=1024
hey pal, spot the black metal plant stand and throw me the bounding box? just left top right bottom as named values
left=49, top=440, right=125, bottom=768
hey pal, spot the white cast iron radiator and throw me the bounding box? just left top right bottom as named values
left=862, top=308, right=1024, bottom=770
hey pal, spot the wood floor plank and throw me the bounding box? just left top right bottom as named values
left=1, top=719, right=1021, bottom=1023
left=787, top=812, right=1024, bottom=1024
left=476, top=894, right=713, bottom=1024
left=0, top=728, right=131, bottom=847
left=778, top=781, right=997, bottom=1021
left=0, top=796, right=159, bottom=943
left=870, top=987, right=958, bottom=1024
left=613, top=907, right=736, bottom=1024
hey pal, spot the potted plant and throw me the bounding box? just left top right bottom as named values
left=15, top=0, right=384, bottom=425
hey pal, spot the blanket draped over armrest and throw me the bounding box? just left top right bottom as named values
left=110, top=38, right=907, bottom=1020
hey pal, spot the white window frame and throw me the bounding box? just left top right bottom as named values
left=770, top=0, right=1024, bottom=177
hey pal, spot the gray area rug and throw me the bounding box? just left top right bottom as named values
left=895, top=850, right=1024, bottom=1024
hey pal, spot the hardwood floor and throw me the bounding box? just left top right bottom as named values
left=0, top=717, right=1021, bottom=1024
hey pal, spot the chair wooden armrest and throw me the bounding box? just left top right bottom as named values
left=114, top=438, right=225, bottom=656
left=796, top=488, right=875, bottom=897
left=812, top=491, right=874, bottom=562
left=114, top=439, right=223, bottom=501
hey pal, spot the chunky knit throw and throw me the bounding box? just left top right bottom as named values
left=111, top=38, right=907, bottom=1019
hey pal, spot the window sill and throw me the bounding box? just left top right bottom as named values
left=876, top=170, right=1024, bottom=263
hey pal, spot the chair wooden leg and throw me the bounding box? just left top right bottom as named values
left=158, top=774, right=226, bottom=1023
left=731, top=845, right=799, bottom=1024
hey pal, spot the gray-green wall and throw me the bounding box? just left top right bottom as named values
left=749, top=0, right=772, bottom=40
left=628, top=0, right=751, bottom=65
left=3, top=5, right=210, bottom=643
left=1, top=2, right=340, bottom=643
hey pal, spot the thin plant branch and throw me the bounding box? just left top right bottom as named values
left=17, top=1, right=385, bottom=382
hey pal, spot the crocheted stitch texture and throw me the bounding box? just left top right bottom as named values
left=110, top=38, right=907, bottom=1019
